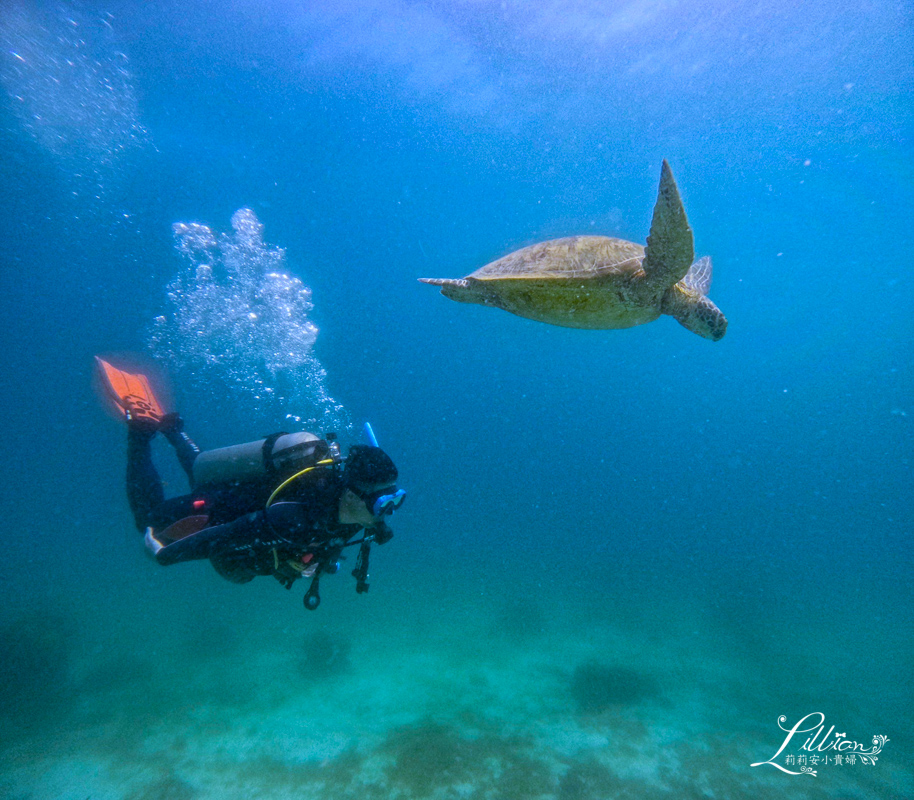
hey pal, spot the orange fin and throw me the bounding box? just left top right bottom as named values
left=95, top=356, right=165, bottom=425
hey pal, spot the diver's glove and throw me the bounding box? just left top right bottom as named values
left=372, top=521, right=393, bottom=545
left=273, top=559, right=305, bottom=589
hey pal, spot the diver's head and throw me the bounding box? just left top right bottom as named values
left=339, top=445, right=405, bottom=525
left=343, top=445, right=398, bottom=487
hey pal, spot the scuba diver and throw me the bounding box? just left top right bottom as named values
left=96, top=357, right=406, bottom=610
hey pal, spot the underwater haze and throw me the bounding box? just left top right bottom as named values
left=1, top=0, right=912, bottom=798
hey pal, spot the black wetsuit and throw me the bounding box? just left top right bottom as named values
left=127, top=425, right=364, bottom=584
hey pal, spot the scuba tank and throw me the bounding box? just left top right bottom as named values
left=193, top=431, right=337, bottom=490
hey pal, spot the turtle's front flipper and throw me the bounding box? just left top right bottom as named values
left=642, top=160, right=694, bottom=288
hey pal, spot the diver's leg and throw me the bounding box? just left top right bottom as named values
left=152, top=521, right=233, bottom=565
left=152, top=512, right=271, bottom=584
left=126, top=424, right=165, bottom=532
left=151, top=507, right=313, bottom=584
left=150, top=502, right=313, bottom=562
left=159, top=412, right=200, bottom=486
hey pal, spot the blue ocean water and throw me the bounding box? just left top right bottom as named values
left=0, top=1, right=911, bottom=798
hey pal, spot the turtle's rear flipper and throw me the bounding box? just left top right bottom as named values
left=642, top=160, right=694, bottom=288
left=661, top=257, right=728, bottom=341
left=681, top=256, right=713, bottom=296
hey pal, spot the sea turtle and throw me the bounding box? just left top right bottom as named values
left=420, top=160, right=727, bottom=341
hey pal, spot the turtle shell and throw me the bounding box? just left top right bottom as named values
left=469, top=236, right=644, bottom=282
left=461, top=235, right=660, bottom=330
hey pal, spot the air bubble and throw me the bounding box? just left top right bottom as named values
left=149, top=208, right=351, bottom=433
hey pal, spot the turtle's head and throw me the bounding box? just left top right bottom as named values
left=661, top=286, right=728, bottom=341
left=418, top=277, right=497, bottom=307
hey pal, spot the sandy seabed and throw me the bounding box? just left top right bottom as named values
left=1, top=576, right=909, bottom=800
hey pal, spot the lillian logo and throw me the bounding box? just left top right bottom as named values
left=751, top=713, right=889, bottom=776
